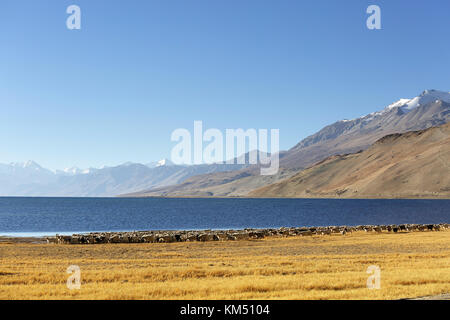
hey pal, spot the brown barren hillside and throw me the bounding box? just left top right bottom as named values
left=249, top=123, right=450, bottom=199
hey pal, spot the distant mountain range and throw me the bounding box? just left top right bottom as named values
left=2, top=89, right=449, bottom=198
left=128, top=89, right=450, bottom=198
left=0, top=159, right=246, bottom=197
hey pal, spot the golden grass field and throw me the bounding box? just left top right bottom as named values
left=1, top=230, right=449, bottom=300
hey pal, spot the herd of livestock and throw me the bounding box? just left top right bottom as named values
left=49, top=223, right=450, bottom=244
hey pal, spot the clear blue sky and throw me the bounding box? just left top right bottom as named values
left=1, top=0, right=449, bottom=170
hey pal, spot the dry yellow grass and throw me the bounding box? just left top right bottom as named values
left=1, top=230, right=450, bottom=300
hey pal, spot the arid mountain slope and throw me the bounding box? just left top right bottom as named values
left=122, top=167, right=296, bottom=197
left=281, top=94, right=450, bottom=169
left=249, top=123, right=450, bottom=198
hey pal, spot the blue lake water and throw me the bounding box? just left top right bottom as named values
left=0, top=197, right=449, bottom=237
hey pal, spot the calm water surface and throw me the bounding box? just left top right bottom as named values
left=0, top=197, right=449, bottom=236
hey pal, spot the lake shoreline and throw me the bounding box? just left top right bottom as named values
left=2, top=223, right=449, bottom=244
left=2, top=198, right=449, bottom=235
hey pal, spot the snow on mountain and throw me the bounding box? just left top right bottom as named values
left=4, top=161, right=54, bottom=175
left=401, top=89, right=450, bottom=112
left=55, top=166, right=94, bottom=176
left=119, top=90, right=450, bottom=198
left=386, top=99, right=412, bottom=110
left=0, top=159, right=245, bottom=196
left=146, top=158, right=175, bottom=168
left=156, top=158, right=174, bottom=167
left=341, top=89, right=450, bottom=123
left=284, top=89, right=450, bottom=169
left=2, top=89, right=448, bottom=197
left=9, top=160, right=43, bottom=170
left=0, top=161, right=57, bottom=194
left=81, top=168, right=100, bottom=175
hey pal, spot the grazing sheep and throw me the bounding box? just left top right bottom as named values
left=373, top=227, right=382, bottom=233
left=142, top=234, right=156, bottom=243
left=51, top=220, right=449, bottom=245
left=227, top=234, right=237, bottom=241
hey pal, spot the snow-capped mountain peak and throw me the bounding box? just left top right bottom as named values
left=146, top=158, right=175, bottom=168
left=401, top=89, right=450, bottom=112
left=9, top=160, right=43, bottom=170
left=24, top=160, right=39, bottom=168
left=156, top=158, right=173, bottom=167
left=340, top=89, right=450, bottom=124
